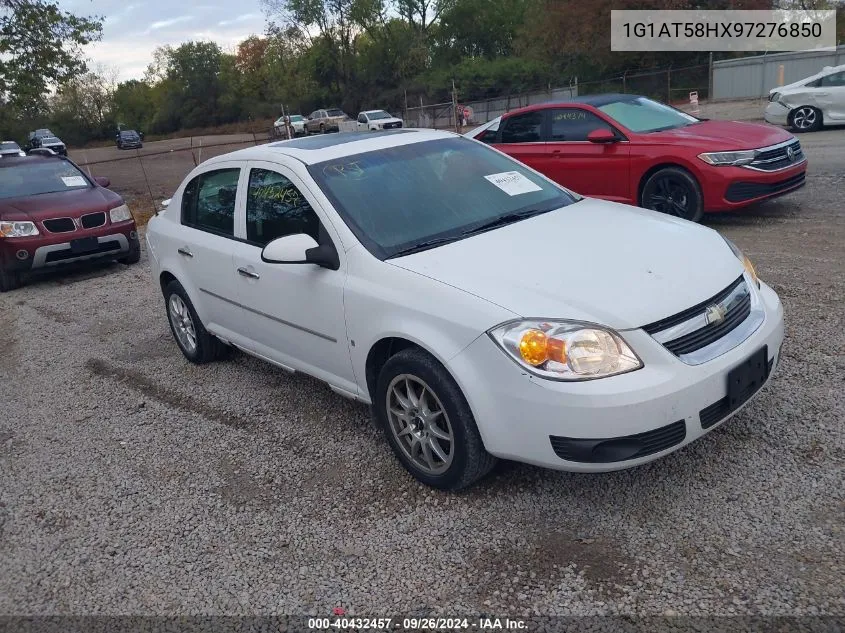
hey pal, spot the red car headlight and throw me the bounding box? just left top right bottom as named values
left=0, top=221, right=39, bottom=238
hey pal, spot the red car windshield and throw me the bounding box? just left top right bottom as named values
left=598, top=97, right=699, bottom=133
left=0, top=161, right=90, bottom=199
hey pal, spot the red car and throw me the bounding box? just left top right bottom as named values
left=468, top=94, right=807, bottom=222
left=0, top=153, right=140, bottom=291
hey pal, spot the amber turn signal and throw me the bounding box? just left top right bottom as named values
left=518, top=329, right=567, bottom=366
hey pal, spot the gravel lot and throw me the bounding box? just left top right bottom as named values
left=1, top=127, right=843, bottom=620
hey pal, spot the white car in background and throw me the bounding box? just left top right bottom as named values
left=357, top=110, right=403, bottom=131
left=0, top=141, right=25, bottom=157
left=274, top=114, right=307, bottom=137
left=765, top=64, right=845, bottom=132
left=146, top=129, right=784, bottom=490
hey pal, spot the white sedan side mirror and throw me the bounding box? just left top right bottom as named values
left=262, top=233, right=319, bottom=264
left=262, top=233, right=341, bottom=270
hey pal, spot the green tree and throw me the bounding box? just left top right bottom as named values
left=113, top=79, right=155, bottom=132
left=0, top=0, right=103, bottom=113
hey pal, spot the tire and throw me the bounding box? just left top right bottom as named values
left=789, top=106, right=822, bottom=133
left=119, top=240, right=140, bottom=265
left=374, top=347, right=496, bottom=490
left=640, top=167, right=704, bottom=223
left=163, top=280, right=227, bottom=364
left=0, top=266, right=22, bottom=292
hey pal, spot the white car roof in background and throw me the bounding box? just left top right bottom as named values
left=363, top=109, right=391, bottom=115
left=207, top=129, right=457, bottom=166
left=773, top=63, right=845, bottom=92
left=463, top=116, right=500, bottom=139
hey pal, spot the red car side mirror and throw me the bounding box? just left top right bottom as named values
left=587, top=128, right=618, bottom=144
left=93, top=176, right=110, bottom=188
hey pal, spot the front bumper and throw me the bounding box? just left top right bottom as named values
left=700, top=161, right=806, bottom=212
left=1, top=222, right=138, bottom=273
left=764, top=102, right=790, bottom=126
left=448, top=281, right=784, bottom=472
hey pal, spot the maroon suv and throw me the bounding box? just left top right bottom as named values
left=0, top=154, right=140, bottom=291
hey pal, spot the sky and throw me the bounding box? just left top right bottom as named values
left=59, top=0, right=269, bottom=81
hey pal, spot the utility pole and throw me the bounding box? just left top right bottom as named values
left=708, top=52, right=714, bottom=101
left=452, top=79, right=459, bottom=133
left=280, top=103, right=290, bottom=140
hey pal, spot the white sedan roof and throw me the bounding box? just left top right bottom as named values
left=205, top=129, right=457, bottom=166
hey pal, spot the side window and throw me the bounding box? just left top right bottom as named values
left=246, top=168, right=320, bottom=246
left=477, top=119, right=500, bottom=144
left=358, top=114, right=367, bottom=123
left=819, top=71, right=845, bottom=87
left=500, top=111, right=544, bottom=143
left=181, top=168, right=239, bottom=236
left=549, top=109, right=613, bottom=141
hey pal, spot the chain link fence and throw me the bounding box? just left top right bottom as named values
left=71, top=133, right=272, bottom=225
left=402, top=64, right=712, bottom=131
left=68, top=65, right=711, bottom=224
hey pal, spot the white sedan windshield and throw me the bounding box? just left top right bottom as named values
left=310, top=137, right=576, bottom=259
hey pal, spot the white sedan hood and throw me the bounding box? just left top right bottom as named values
left=389, top=198, right=745, bottom=330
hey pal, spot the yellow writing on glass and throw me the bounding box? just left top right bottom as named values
left=322, top=161, right=365, bottom=180
left=553, top=111, right=587, bottom=121
left=252, top=185, right=302, bottom=205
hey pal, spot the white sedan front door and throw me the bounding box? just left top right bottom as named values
left=228, top=160, right=357, bottom=394
left=815, top=70, right=845, bottom=121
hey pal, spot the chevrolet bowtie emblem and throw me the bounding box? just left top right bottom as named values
left=704, top=304, right=728, bottom=325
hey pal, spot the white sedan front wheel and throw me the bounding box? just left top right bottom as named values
left=374, top=348, right=496, bottom=490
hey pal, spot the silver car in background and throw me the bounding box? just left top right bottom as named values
left=765, top=64, right=845, bottom=132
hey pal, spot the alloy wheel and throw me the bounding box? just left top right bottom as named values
left=385, top=374, right=454, bottom=475
left=645, top=176, right=693, bottom=219
left=792, top=107, right=816, bottom=130
left=168, top=294, right=197, bottom=353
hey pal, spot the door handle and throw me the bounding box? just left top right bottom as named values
left=237, top=267, right=260, bottom=280
left=177, top=247, right=193, bottom=258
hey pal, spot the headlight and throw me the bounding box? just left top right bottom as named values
left=109, top=204, right=133, bottom=223
left=0, top=220, right=39, bottom=238
left=698, top=150, right=757, bottom=166
left=488, top=320, right=643, bottom=381
left=722, top=236, right=760, bottom=288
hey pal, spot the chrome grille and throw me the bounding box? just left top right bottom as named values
left=43, top=218, right=76, bottom=233
left=644, top=276, right=762, bottom=365
left=747, top=139, right=803, bottom=171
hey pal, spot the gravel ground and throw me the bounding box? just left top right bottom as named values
left=1, top=129, right=843, bottom=621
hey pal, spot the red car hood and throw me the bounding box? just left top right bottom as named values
left=0, top=187, right=122, bottom=222
left=648, top=120, right=793, bottom=150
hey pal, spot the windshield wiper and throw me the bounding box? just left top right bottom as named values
left=387, top=208, right=553, bottom=259
left=387, top=235, right=465, bottom=258
left=460, top=208, right=551, bottom=237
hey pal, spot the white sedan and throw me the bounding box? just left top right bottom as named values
left=146, top=129, right=784, bottom=490
left=274, top=114, right=307, bottom=137
left=765, top=63, right=845, bottom=132
left=357, top=110, right=403, bottom=131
